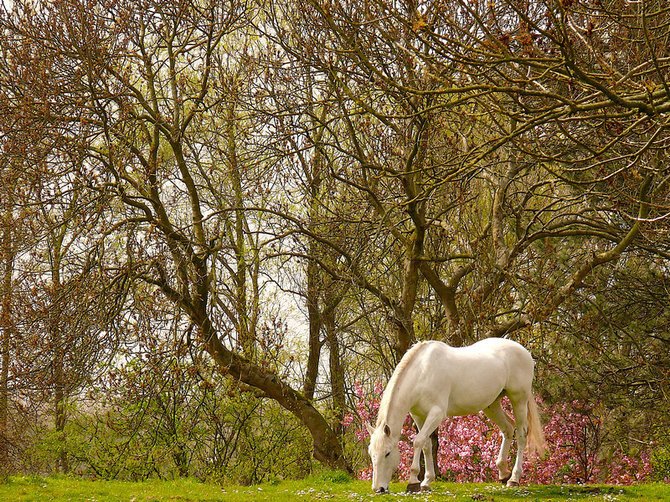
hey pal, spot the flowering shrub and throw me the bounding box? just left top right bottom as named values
left=344, top=384, right=652, bottom=485
left=522, top=401, right=651, bottom=485
left=437, top=413, right=500, bottom=482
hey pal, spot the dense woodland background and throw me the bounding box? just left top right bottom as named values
left=0, top=0, right=669, bottom=483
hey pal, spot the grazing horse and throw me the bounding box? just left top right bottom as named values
left=366, top=338, right=545, bottom=493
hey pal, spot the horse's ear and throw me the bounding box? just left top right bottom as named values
left=365, top=422, right=375, bottom=436
left=384, top=424, right=391, bottom=437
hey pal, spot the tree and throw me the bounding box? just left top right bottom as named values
left=1, top=0, right=350, bottom=470
left=269, top=0, right=670, bottom=471
left=285, top=0, right=668, bottom=342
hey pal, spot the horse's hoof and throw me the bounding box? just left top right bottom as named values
left=420, top=485, right=432, bottom=493
left=499, top=474, right=511, bottom=484
left=506, top=480, right=519, bottom=487
left=406, top=482, right=422, bottom=493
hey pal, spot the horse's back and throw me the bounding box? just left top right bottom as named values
left=407, top=338, right=534, bottom=376
left=463, top=337, right=535, bottom=384
left=466, top=338, right=534, bottom=366
left=407, top=338, right=535, bottom=416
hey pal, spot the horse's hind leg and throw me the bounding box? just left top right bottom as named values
left=484, top=398, right=515, bottom=483
left=508, top=394, right=530, bottom=486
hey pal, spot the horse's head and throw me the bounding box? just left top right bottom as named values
left=366, top=422, right=400, bottom=494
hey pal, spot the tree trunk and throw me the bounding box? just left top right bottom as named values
left=303, top=258, right=322, bottom=401
left=324, top=307, right=345, bottom=435
left=0, top=207, right=14, bottom=472
left=49, top=221, right=70, bottom=474
left=54, top=375, right=68, bottom=473
left=226, top=97, right=255, bottom=359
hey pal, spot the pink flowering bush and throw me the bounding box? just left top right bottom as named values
left=344, top=384, right=652, bottom=485
left=522, top=401, right=651, bottom=484
left=437, top=413, right=500, bottom=482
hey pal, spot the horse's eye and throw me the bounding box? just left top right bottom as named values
left=385, top=452, right=390, bottom=458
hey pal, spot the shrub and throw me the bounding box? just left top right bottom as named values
left=651, top=447, right=670, bottom=482
left=57, top=367, right=314, bottom=484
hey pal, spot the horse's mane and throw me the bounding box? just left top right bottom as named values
left=376, top=341, right=432, bottom=426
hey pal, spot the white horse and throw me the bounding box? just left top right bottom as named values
left=366, top=338, right=545, bottom=493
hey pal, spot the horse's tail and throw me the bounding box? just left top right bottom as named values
left=526, top=393, right=546, bottom=456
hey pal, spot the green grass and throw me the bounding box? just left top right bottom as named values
left=0, top=474, right=668, bottom=501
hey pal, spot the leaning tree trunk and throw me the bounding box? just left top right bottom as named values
left=195, top=312, right=350, bottom=471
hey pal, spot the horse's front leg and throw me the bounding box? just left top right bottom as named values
left=406, top=444, right=423, bottom=492
left=407, top=407, right=443, bottom=493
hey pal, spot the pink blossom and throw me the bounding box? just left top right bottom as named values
left=344, top=385, right=652, bottom=485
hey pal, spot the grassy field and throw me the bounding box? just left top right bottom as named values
left=1, top=473, right=669, bottom=501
